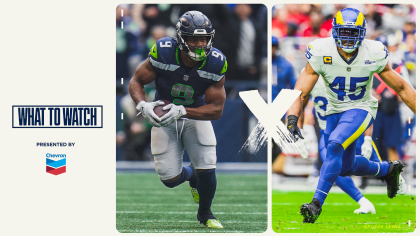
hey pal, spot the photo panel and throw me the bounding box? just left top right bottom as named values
left=271, top=3, right=416, bottom=233
left=116, top=4, right=268, bottom=233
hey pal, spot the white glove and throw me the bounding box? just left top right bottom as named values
left=296, top=138, right=309, bottom=159
left=136, top=100, right=164, bottom=127
left=361, top=136, right=373, bottom=159
left=159, top=104, right=187, bottom=127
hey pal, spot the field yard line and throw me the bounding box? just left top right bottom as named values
left=116, top=190, right=266, bottom=195
left=124, top=220, right=265, bottom=223
left=117, top=203, right=266, bottom=207
left=272, top=202, right=415, bottom=206
left=116, top=211, right=267, bottom=214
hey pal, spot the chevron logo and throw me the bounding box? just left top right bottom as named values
left=46, top=154, right=66, bottom=175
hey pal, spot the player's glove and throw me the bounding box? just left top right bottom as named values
left=136, top=100, right=164, bottom=127
left=287, top=115, right=304, bottom=142
left=361, top=136, right=373, bottom=159
left=159, top=104, right=187, bottom=127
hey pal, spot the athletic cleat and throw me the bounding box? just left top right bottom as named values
left=197, top=211, right=223, bottom=228
left=300, top=198, right=322, bottom=223
left=354, top=197, right=376, bottom=214
left=190, top=187, right=199, bottom=204
left=379, top=160, right=405, bottom=199
left=189, top=163, right=199, bottom=204
left=204, top=219, right=223, bottom=229
left=397, top=173, right=408, bottom=195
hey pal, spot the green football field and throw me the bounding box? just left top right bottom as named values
left=117, top=172, right=267, bottom=233
left=272, top=190, right=416, bottom=233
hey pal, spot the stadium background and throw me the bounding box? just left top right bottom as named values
left=271, top=4, right=416, bottom=233
left=115, top=4, right=268, bottom=233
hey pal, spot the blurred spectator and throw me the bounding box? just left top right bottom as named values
left=381, top=4, right=411, bottom=35
left=227, top=4, right=264, bottom=81
left=372, top=34, right=411, bottom=161
left=301, top=11, right=331, bottom=38
left=272, top=36, right=296, bottom=100
left=140, top=25, right=167, bottom=59
left=403, top=22, right=416, bottom=40
left=117, top=93, right=154, bottom=161
left=272, top=7, right=289, bottom=38
left=140, top=4, right=177, bottom=39
left=364, top=4, right=383, bottom=39
left=286, top=4, right=311, bottom=26
left=116, top=5, right=141, bottom=80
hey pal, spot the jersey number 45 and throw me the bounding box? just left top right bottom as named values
left=329, top=76, right=369, bottom=101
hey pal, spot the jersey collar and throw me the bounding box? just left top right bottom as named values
left=176, top=47, right=207, bottom=72
left=337, top=48, right=359, bottom=65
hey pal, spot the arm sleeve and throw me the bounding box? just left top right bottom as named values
left=375, top=45, right=390, bottom=74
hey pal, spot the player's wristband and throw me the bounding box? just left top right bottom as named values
left=364, top=136, right=372, bottom=142
left=287, top=115, right=299, bottom=126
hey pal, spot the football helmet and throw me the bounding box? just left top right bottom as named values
left=176, top=11, right=215, bottom=61
left=272, top=36, right=279, bottom=46
left=332, top=8, right=366, bottom=53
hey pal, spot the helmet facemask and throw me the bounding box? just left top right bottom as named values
left=178, top=32, right=214, bottom=61
left=333, top=26, right=365, bottom=53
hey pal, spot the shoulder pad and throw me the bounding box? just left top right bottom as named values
left=149, top=37, right=177, bottom=64
left=203, top=47, right=227, bottom=78
left=305, top=38, right=333, bottom=58
left=364, top=39, right=388, bottom=61
left=305, top=38, right=333, bottom=74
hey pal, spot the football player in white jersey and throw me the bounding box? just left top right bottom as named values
left=286, top=8, right=416, bottom=223
left=304, top=74, right=381, bottom=214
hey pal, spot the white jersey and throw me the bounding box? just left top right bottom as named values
left=306, top=37, right=389, bottom=119
left=310, top=76, right=327, bottom=130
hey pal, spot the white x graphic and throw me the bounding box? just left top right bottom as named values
left=239, top=89, right=308, bottom=157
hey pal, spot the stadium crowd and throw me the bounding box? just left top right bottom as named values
left=272, top=4, right=416, bottom=188
left=116, top=4, right=268, bottom=161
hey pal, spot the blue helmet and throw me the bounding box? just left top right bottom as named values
left=332, top=8, right=366, bottom=52
left=272, top=36, right=279, bottom=46
left=375, top=35, right=388, bottom=47
left=176, top=11, right=215, bottom=61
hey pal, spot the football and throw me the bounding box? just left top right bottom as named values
left=153, top=100, right=171, bottom=118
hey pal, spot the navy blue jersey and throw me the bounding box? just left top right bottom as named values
left=148, top=37, right=227, bottom=108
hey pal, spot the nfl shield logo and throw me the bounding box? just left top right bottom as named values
left=183, top=75, right=189, bottom=81
left=347, top=67, right=351, bottom=72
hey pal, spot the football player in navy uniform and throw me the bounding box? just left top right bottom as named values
left=129, top=11, right=227, bottom=229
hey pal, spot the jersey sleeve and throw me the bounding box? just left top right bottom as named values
left=201, top=48, right=227, bottom=84
left=305, top=41, right=324, bottom=75
left=148, top=37, right=178, bottom=73
left=372, top=42, right=390, bottom=74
